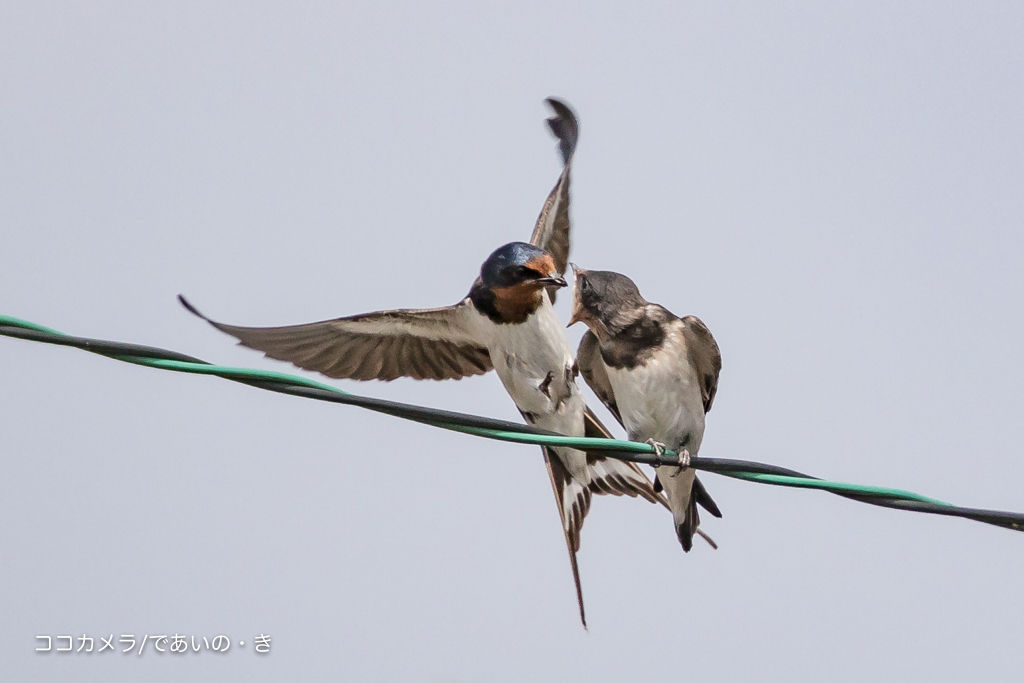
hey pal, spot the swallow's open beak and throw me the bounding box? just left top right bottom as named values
left=536, top=275, right=567, bottom=288
left=567, top=264, right=585, bottom=327
left=568, top=295, right=585, bottom=327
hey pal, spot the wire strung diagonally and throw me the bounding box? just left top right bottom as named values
left=2, top=313, right=1023, bottom=533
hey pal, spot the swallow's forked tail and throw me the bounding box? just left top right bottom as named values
left=658, top=467, right=723, bottom=552
left=676, top=483, right=700, bottom=552
left=655, top=471, right=720, bottom=548
left=542, top=446, right=591, bottom=629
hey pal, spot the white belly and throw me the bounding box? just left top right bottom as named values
left=605, top=337, right=706, bottom=455
left=485, top=296, right=587, bottom=481
left=605, top=334, right=706, bottom=527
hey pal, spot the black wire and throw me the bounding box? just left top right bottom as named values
left=3, top=323, right=1023, bottom=533
left=0, top=326, right=549, bottom=435
left=693, top=457, right=1024, bottom=531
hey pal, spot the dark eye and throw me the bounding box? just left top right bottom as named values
left=579, top=279, right=590, bottom=291
left=517, top=265, right=535, bottom=278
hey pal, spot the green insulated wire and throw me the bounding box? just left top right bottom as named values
left=2, top=313, right=1022, bottom=532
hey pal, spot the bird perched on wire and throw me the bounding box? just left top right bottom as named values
left=179, top=99, right=660, bottom=628
left=569, top=265, right=723, bottom=551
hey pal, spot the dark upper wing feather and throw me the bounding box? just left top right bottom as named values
left=529, top=98, right=579, bottom=286
left=178, top=295, right=492, bottom=381
left=576, top=330, right=623, bottom=427
left=680, top=315, right=722, bottom=413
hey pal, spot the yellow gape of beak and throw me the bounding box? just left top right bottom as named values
left=567, top=263, right=587, bottom=327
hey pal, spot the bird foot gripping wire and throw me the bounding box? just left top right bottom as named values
left=645, top=439, right=691, bottom=476
left=645, top=439, right=666, bottom=465
left=670, top=448, right=691, bottom=478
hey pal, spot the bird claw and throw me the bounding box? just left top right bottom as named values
left=645, top=438, right=666, bottom=464
left=670, top=448, right=691, bottom=478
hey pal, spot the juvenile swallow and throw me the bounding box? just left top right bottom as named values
left=179, top=99, right=659, bottom=627
left=569, top=266, right=723, bottom=551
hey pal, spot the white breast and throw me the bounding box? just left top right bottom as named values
left=483, top=294, right=587, bottom=480
left=485, top=296, right=573, bottom=412
left=606, top=328, right=706, bottom=454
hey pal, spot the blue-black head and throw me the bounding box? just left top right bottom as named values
left=479, top=242, right=567, bottom=290
left=469, top=242, right=567, bottom=324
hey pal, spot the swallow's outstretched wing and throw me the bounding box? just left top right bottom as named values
left=530, top=98, right=579, bottom=286
left=179, top=295, right=492, bottom=381
left=577, top=329, right=722, bottom=522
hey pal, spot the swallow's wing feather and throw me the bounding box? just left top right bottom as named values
left=179, top=295, right=492, bottom=381
left=680, top=315, right=722, bottom=413
left=529, top=98, right=579, bottom=286
left=576, top=330, right=623, bottom=427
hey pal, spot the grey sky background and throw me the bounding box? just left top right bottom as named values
left=2, top=2, right=1023, bottom=681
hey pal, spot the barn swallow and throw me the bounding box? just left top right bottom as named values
left=569, top=266, right=723, bottom=551
left=179, top=99, right=660, bottom=627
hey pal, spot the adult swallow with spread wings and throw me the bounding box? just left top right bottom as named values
left=569, top=266, right=723, bottom=551
left=179, top=99, right=660, bottom=627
